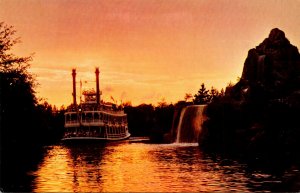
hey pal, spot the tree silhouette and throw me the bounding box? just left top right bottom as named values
left=0, top=22, right=41, bottom=191
left=157, top=97, right=167, bottom=107
left=209, top=86, right=219, bottom=102
left=184, top=93, right=193, bottom=102
left=193, top=83, right=210, bottom=104
left=0, top=22, right=46, bottom=150
left=219, top=88, right=225, bottom=96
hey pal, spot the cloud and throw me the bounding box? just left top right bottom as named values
left=29, top=67, right=70, bottom=82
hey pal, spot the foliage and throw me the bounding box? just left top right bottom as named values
left=200, top=81, right=300, bottom=161
left=1, top=23, right=66, bottom=191
left=193, top=83, right=210, bottom=104
left=0, top=22, right=40, bottom=147
left=124, top=103, right=174, bottom=142
left=184, top=93, right=193, bottom=102
left=151, top=104, right=174, bottom=142
left=157, top=98, right=167, bottom=108
left=35, top=101, right=65, bottom=143
left=193, top=83, right=224, bottom=104
left=122, top=84, right=228, bottom=142
left=124, top=104, right=155, bottom=136
left=0, top=22, right=64, bottom=151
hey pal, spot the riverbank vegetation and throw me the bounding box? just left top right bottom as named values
left=0, top=23, right=65, bottom=149
left=0, top=22, right=65, bottom=190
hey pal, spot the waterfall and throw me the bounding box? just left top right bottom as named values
left=175, top=107, right=187, bottom=143
left=175, top=105, right=207, bottom=143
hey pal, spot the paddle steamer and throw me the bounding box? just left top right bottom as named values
left=62, top=68, right=130, bottom=141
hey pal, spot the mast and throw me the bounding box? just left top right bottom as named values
left=95, top=67, right=100, bottom=105
left=72, top=68, right=77, bottom=106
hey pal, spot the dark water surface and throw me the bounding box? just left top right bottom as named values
left=3, top=141, right=300, bottom=192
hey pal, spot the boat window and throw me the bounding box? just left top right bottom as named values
left=66, top=114, right=71, bottom=122
left=87, top=113, right=92, bottom=121
left=94, top=113, right=99, bottom=120
left=71, top=114, right=77, bottom=121
left=82, top=113, right=86, bottom=121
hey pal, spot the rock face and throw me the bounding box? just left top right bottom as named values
left=200, top=29, right=300, bottom=161
left=233, top=28, right=300, bottom=98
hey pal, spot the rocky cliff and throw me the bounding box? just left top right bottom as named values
left=230, top=28, right=300, bottom=100
left=200, top=29, right=300, bottom=162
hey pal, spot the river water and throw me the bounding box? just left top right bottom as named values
left=14, top=141, right=296, bottom=192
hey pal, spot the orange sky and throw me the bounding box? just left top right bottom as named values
left=1, top=0, right=300, bottom=107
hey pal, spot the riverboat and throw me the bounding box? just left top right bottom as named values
left=62, top=68, right=130, bottom=142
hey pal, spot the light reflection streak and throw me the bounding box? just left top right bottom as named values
left=31, top=143, right=282, bottom=192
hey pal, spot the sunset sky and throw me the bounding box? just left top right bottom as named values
left=1, top=0, right=300, bottom=107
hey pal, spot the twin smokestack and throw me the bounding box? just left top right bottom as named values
left=72, top=69, right=76, bottom=105
left=72, top=68, right=101, bottom=105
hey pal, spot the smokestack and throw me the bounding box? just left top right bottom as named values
left=72, top=68, right=77, bottom=106
left=95, top=67, right=100, bottom=105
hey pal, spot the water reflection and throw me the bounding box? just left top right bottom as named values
left=31, top=142, right=295, bottom=192
left=32, top=144, right=106, bottom=192
left=147, top=144, right=250, bottom=192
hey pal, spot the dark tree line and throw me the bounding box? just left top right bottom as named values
left=193, top=83, right=225, bottom=104
left=200, top=81, right=300, bottom=166
left=0, top=23, right=66, bottom=190
left=124, top=103, right=174, bottom=142
left=0, top=22, right=64, bottom=149
left=122, top=83, right=224, bottom=143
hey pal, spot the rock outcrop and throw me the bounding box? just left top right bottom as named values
left=200, top=29, right=300, bottom=162
left=231, top=28, right=300, bottom=99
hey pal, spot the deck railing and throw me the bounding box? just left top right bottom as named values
left=106, top=133, right=128, bottom=138
left=66, top=119, right=127, bottom=125
left=66, top=105, right=124, bottom=114
left=63, top=131, right=129, bottom=138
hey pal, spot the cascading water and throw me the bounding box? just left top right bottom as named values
left=175, top=107, right=187, bottom=143
left=175, top=105, right=207, bottom=143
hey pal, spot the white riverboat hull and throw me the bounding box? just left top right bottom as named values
left=61, top=133, right=131, bottom=142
